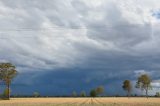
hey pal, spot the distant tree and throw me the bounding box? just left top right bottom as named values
left=134, top=94, right=137, bottom=97
left=80, top=91, right=86, bottom=97
left=135, top=74, right=152, bottom=98
left=96, top=86, right=104, bottom=96
left=155, top=92, right=160, bottom=97
left=122, top=80, right=132, bottom=97
left=115, top=94, right=120, bottom=97
left=90, top=89, right=97, bottom=97
left=0, top=63, right=18, bottom=100
left=13, top=94, right=19, bottom=97
left=72, top=91, right=77, bottom=97
left=33, top=92, right=40, bottom=97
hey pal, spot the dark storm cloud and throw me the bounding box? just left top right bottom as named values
left=12, top=68, right=133, bottom=96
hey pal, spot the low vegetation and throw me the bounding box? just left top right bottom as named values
left=80, top=91, right=86, bottom=97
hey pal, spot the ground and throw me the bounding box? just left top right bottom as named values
left=0, top=97, right=160, bottom=106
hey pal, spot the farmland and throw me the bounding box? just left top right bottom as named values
left=0, top=97, right=160, bottom=106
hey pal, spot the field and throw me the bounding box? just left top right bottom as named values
left=0, top=97, right=160, bottom=106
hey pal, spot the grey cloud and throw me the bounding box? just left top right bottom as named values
left=0, top=0, right=160, bottom=72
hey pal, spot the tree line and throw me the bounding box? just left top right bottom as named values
left=72, top=86, right=104, bottom=97
left=72, top=74, right=159, bottom=98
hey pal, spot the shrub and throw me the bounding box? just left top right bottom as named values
left=80, top=91, right=86, bottom=97
left=2, top=88, right=10, bottom=100
left=90, top=89, right=97, bottom=97
left=72, top=91, right=77, bottom=97
left=33, top=92, right=40, bottom=97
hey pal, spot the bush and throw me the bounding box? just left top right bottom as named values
left=80, top=91, right=86, bottom=97
left=33, top=92, right=40, bottom=97
left=2, top=88, right=10, bottom=100
left=72, top=91, right=77, bottom=97
left=96, top=86, right=104, bottom=96
left=90, top=89, right=97, bottom=97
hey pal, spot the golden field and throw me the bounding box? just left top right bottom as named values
left=0, top=97, right=160, bottom=106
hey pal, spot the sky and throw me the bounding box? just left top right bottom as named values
left=0, top=0, right=160, bottom=96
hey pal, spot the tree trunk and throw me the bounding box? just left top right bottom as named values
left=127, top=91, right=129, bottom=98
left=7, top=83, right=10, bottom=100
left=127, top=90, right=131, bottom=98
left=145, top=89, right=148, bottom=98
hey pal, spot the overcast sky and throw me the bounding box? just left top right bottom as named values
left=0, top=0, right=160, bottom=96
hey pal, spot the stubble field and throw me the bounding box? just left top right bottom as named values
left=0, top=97, right=160, bottom=106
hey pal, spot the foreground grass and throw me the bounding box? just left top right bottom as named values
left=0, top=97, right=160, bottom=106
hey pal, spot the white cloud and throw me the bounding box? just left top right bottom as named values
left=0, top=0, right=160, bottom=74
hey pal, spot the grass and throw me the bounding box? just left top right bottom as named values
left=0, top=97, right=160, bottom=106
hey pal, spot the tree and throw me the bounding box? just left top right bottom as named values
left=135, top=74, right=152, bottom=98
left=122, top=80, right=132, bottom=97
left=72, top=91, right=77, bottom=97
left=90, top=89, right=97, bottom=97
left=0, top=63, right=17, bottom=100
left=96, top=86, right=104, bottom=96
left=33, top=92, right=40, bottom=97
left=80, top=91, right=86, bottom=97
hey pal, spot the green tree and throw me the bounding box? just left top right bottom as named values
left=33, top=92, right=40, bottom=97
left=122, top=80, right=132, bottom=97
left=80, top=91, right=86, bottom=97
left=135, top=74, right=152, bottom=98
left=72, top=91, right=77, bottom=97
left=0, top=63, right=18, bottom=100
left=90, top=89, right=97, bottom=97
left=96, top=86, right=104, bottom=96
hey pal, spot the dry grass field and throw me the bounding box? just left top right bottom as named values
left=0, top=97, right=160, bottom=106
